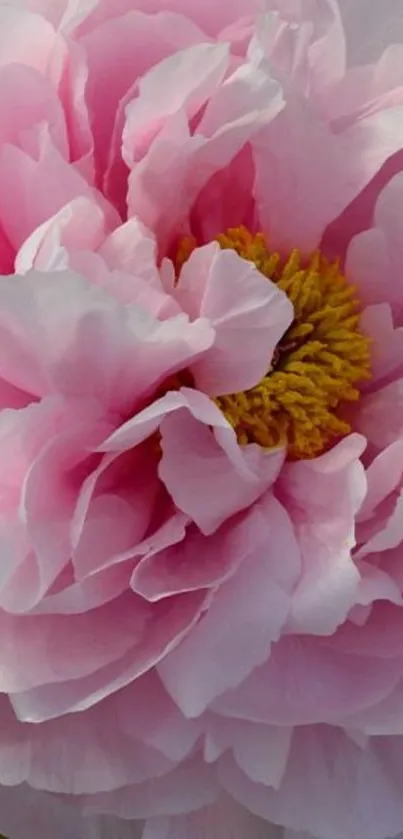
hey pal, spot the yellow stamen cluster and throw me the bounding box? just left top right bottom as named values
left=176, top=226, right=371, bottom=460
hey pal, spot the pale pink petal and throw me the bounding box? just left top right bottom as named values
left=126, top=54, right=283, bottom=252
left=0, top=6, right=57, bottom=73
left=360, top=304, right=403, bottom=384
left=346, top=172, right=403, bottom=317
left=0, top=271, right=213, bottom=410
left=98, top=386, right=285, bottom=535
left=0, top=591, right=152, bottom=694
left=70, top=0, right=262, bottom=41
left=82, top=12, right=213, bottom=181
left=190, top=144, right=255, bottom=243
left=254, top=88, right=403, bottom=254
left=89, top=817, right=144, bottom=839
left=157, top=495, right=298, bottom=716
left=29, top=564, right=130, bottom=616
left=338, top=0, right=403, bottom=64
left=15, top=197, right=107, bottom=275
left=251, top=0, right=346, bottom=96
left=205, top=717, right=291, bottom=789
left=159, top=397, right=285, bottom=534
left=280, top=436, right=367, bottom=635
left=173, top=244, right=293, bottom=395
left=82, top=755, right=219, bottom=820
left=102, top=14, right=209, bottom=215
left=213, top=633, right=401, bottom=726
left=122, top=43, right=229, bottom=168
left=0, top=63, right=68, bottom=159
left=56, top=37, right=94, bottom=173
left=328, top=598, right=403, bottom=660
left=0, top=783, right=85, bottom=839
left=220, top=728, right=403, bottom=839
left=10, top=590, right=207, bottom=722
left=335, top=676, right=403, bottom=735
left=0, top=695, right=172, bottom=794
left=142, top=796, right=280, bottom=839
left=0, top=399, right=69, bottom=607
left=323, top=43, right=403, bottom=127
left=16, top=205, right=179, bottom=317
left=130, top=507, right=272, bottom=603
left=2, top=403, right=111, bottom=613
left=71, top=445, right=187, bottom=581
left=115, top=671, right=201, bottom=763
left=359, top=491, right=403, bottom=558
left=358, top=439, right=403, bottom=522
left=354, top=561, right=402, bottom=609
left=0, top=140, right=117, bottom=252
left=99, top=219, right=180, bottom=314
left=72, top=443, right=160, bottom=580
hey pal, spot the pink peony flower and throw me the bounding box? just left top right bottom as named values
left=2, top=2, right=403, bottom=839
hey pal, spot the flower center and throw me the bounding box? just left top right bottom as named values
left=177, top=226, right=371, bottom=460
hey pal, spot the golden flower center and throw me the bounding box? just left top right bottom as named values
left=177, top=226, right=371, bottom=460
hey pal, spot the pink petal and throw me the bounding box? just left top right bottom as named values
left=130, top=509, right=267, bottom=603
left=72, top=443, right=160, bottom=580
left=115, top=671, right=201, bottom=763
left=29, top=564, right=131, bottom=616
left=220, top=728, right=403, bottom=839
left=157, top=494, right=298, bottom=716
left=205, top=717, right=291, bottom=789
left=10, top=590, right=207, bottom=722
left=354, top=561, right=402, bottom=609
left=159, top=395, right=285, bottom=534
left=0, top=783, right=85, bottom=839
left=82, top=11, right=211, bottom=182
left=329, top=600, right=403, bottom=660
left=254, top=87, right=403, bottom=254
left=359, top=304, right=403, bottom=385
left=0, top=63, right=68, bottom=160
left=71, top=0, right=262, bottom=41
left=82, top=754, right=219, bottom=820
left=337, top=0, right=403, bottom=64
left=102, top=14, right=210, bottom=216
left=143, top=797, right=279, bottom=839
left=213, top=632, right=401, bottom=726
left=346, top=173, right=403, bottom=317
left=173, top=244, right=293, bottom=395
left=359, top=492, right=403, bottom=558
left=0, top=140, right=117, bottom=252
left=359, top=439, right=403, bottom=522
left=0, top=694, right=172, bottom=794
left=15, top=196, right=107, bottom=274
left=99, top=219, right=180, bottom=314
left=280, top=435, right=367, bottom=635
left=99, top=386, right=285, bottom=536
left=251, top=0, right=346, bottom=96
left=126, top=52, right=283, bottom=252
left=122, top=43, right=229, bottom=168
left=4, top=402, right=111, bottom=612
left=0, top=399, right=69, bottom=607
left=0, top=6, right=57, bottom=73
left=0, top=271, right=213, bottom=410
left=0, top=591, right=154, bottom=695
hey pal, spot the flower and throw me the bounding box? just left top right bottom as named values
left=2, top=2, right=403, bottom=839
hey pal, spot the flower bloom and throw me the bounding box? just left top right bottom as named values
left=2, top=2, right=403, bottom=839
